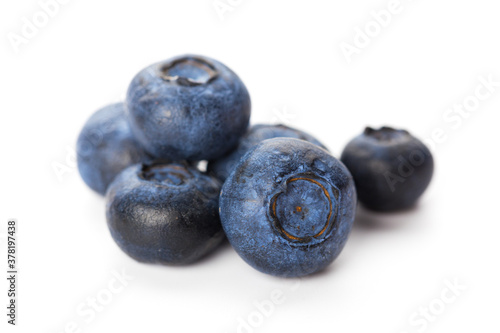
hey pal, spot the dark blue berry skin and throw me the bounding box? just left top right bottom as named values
left=106, top=161, right=224, bottom=265
left=341, top=127, right=434, bottom=212
left=126, top=54, right=251, bottom=161
left=220, top=138, right=357, bottom=277
left=208, top=124, right=328, bottom=181
left=77, top=103, right=150, bottom=195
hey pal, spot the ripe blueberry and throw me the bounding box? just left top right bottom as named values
left=220, top=138, right=356, bottom=277
left=208, top=124, right=328, bottom=181
left=126, top=54, right=251, bottom=161
left=77, top=103, right=150, bottom=195
left=341, top=126, right=434, bottom=211
left=106, top=161, right=224, bottom=265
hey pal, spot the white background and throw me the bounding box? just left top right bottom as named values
left=1, top=0, right=500, bottom=332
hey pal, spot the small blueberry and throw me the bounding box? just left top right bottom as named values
left=126, top=54, right=251, bottom=161
left=341, top=126, right=434, bottom=211
left=106, top=161, right=224, bottom=265
left=77, top=103, right=150, bottom=195
left=220, top=138, right=356, bottom=277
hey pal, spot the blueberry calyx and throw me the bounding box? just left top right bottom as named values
left=160, top=57, right=218, bottom=87
left=139, top=161, right=192, bottom=186
left=268, top=173, right=339, bottom=245
left=364, top=126, right=409, bottom=141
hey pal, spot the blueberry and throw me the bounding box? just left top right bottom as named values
left=219, top=138, right=356, bottom=277
left=208, top=124, right=328, bottom=181
left=77, top=103, right=150, bottom=195
left=106, top=161, right=224, bottom=265
left=126, top=54, right=251, bottom=161
left=341, top=126, right=434, bottom=212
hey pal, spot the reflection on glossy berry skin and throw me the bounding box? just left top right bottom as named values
left=126, top=54, right=251, bottom=161
left=220, top=138, right=356, bottom=277
left=208, top=124, right=328, bottom=181
left=341, top=126, right=434, bottom=212
left=77, top=103, right=150, bottom=195
left=106, top=161, right=224, bottom=265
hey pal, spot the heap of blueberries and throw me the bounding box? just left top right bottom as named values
left=77, top=54, right=434, bottom=278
